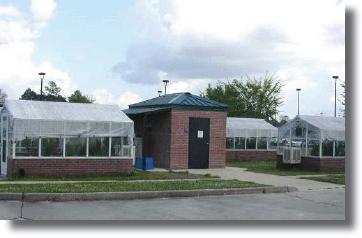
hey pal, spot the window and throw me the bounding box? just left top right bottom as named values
left=322, top=139, right=333, bottom=156
left=269, top=137, right=278, bottom=150
left=89, top=137, right=109, bottom=156
left=111, top=136, right=130, bottom=157
left=335, top=141, right=345, bottom=156
left=66, top=137, right=86, bottom=156
left=41, top=138, right=63, bottom=156
left=226, top=138, right=234, bottom=149
left=235, top=137, right=245, bottom=150
left=246, top=137, right=256, bottom=149
left=16, top=137, right=39, bottom=156
left=257, top=137, right=267, bottom=150
left=308, top=140, right=320, bottom=156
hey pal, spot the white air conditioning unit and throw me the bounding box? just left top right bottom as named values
left=283, top=147, right=301, bottom=164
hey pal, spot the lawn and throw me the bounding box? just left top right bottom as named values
left=300, top=174, right=345, bottom=185
left=4, top=171, right=216, bottom=182
left=0, top=179, right=265, bottom=193
left=226, top=160, right=344, bottom=176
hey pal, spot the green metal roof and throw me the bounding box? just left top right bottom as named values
left=128, top=92, right=227, bottom=111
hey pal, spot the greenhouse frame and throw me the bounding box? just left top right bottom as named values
left=226, top=117, right=278, bottom=161
left=278, top=115, right=345, bottom=157
left=0, top=100, right=135, bottom=177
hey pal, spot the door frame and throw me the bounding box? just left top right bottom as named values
left=1, top=113, right=8, bottom=176
left=188, top=117, right=210, bottom=169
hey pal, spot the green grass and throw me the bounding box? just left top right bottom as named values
left=0, top=180, right=265, bottom=193
left=300, top=174, right=345, bottom=185
left=226, top=160, right=344, bottom=176
left=4, top=171, right=216, bottom=182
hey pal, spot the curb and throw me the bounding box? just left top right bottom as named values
left=0, top=186, right=298, bottom=202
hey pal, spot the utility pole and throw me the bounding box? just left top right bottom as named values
left=296, top=88, right=301, bottom=115
left=38, top=72, right=46, bottom=100
left=162, top=80, right=169, bottom=95
left=332, top=76, right=339, bottom=117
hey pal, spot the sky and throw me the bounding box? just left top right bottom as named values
left=0, top=0, right=345, bottom=118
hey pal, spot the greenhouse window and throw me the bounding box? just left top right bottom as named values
left=15, top=137, right=39, bottom=157
left=322, top=139, right=334, bottom=156
left=257, top=137, right=267, bottom=150
left=89, top=137, right=109, bottom=156
left=111, top=136, right=130, bottom=156
left=41, top=138, right=63, bottom=157
left=235, top=137, right=245, bottom=150
left=66, top=137, right=87, bottom=157
left=246, top=137, right=256, bottom=149
left=226, top=138, right=234, bottom=149
left=335, top=141, right=345, bottom=156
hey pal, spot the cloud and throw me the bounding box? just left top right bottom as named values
left=0, top=0, right=75, bottom=100
left=112, top=0, right=345, bottom=116
left=92, top=89, right=142, bottom=109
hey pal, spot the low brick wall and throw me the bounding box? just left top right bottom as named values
left=276, top=154, right=345, bottom=172
left=8, top=158, right=134, bottom=177
left=226, top=150, right=277, bottom=161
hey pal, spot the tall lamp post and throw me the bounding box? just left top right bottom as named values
left=38, top=72, right=46, bottom=100
left=332, top=75, right=339, bottom=117
left=162, top=80, right=169, bottom=95
left=296, top=88, right=301, bottom=115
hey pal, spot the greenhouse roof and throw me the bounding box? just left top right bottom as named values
left=3, top=99, right=132, bottom=123
left=226, top=117, right=277, bottom=137
left=278, top=115, right=345, bottom=140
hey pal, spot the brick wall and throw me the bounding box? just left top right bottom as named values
left=226, top=150, right=277, bottom=161
left=8, top=158, right=133, bottom=177
left=276, top=154, right=345, bottom=171
left=129, top=111, right=171, bottom=168
left=170, top=109, right=227, bottom=169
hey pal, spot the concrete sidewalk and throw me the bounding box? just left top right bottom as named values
left=188, top=167, right=344, bottom=191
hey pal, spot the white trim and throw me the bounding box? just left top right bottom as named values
left=226, top=149, right=277, bottom=152
left=13, top=156, right=133, bottom=160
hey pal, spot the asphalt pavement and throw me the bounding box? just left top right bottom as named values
left=0, top=188, right=345, bottom=220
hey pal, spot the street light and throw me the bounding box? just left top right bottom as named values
left=296, top=88, right=301, bottom=115
left=162, top=80, right=169, bottom=95
left=157, top=90, right=162, bottom=97
left=38, top=72, right=46, bottom=100
left=332, top=75, right=339, bottom=117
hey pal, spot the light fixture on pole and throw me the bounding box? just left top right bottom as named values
left=296, top=88, right=301, bottom=115
left=38, top=72, right=46, bottom=100
left=162, top=80, right=169, bottom=95
left=157, top=90, right=162, bottom=97
left=332, top=75, right=339, bottom=117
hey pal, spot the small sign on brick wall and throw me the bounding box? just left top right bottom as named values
left=197, top=130, right=204, bottom=138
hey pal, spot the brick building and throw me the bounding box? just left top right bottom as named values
left=0, top=100, right=135, bottom=177
left=124, top=92, right=227, bottom=169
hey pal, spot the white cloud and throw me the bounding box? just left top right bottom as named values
left=92, top=89, right=142, bottom=109
left=112, top=0, right=345, bottom=117
left=0, top=1, right=75, bottom=100
left=0, top=5, right=20, bottom=17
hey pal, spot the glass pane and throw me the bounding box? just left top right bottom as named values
left=235, top=137, right=245, bottom=150
left=2, top=116, right=7, bottom=139
left=111, top=137, right=123, bottom=156
left=89, top=137, right=109, bottom=156
left=257, top=137, right=267, bottom=150
left=335, top=141, right=345, bottom=156
left=322, top=139, right=333, bottom=156
left=269, top=137, right=278, bottom=149
left=246, top=137, right=256, bottom=149
left=16, top=137, right=39, bottom=156
left=308, top=140, right=320, bottom=156
left=66, top=137, right=86, bottom=156
left=41, top=138, right=63, bottom=157
left=226, top=138, right=234, bottom=149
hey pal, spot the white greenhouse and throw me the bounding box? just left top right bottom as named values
left=226, top=117, right=278, bottom=151
left=0, top=100, right=135, bottom=176
left=278, top=115, right=345, bottom=158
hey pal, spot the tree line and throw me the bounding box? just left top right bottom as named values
left=19, top=81, right=94, bottom=103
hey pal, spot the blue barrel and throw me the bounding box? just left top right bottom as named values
left=144, top=157, right=154, bottom=170
left=135, top=158, right=143, bottom=170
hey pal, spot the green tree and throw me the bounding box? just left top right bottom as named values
left=339, top=81, right=345, bottom=117
left=204, top=74, right=283, bottom=121
left=44, top=81, right=62, bottom=97
left=20, top=88, right=40, bottom=100
left=68, top=90, right=95, bottom=103
left=0, top=88, right=8, bottom=106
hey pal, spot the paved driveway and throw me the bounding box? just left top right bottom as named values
left=188, top=167, right=344, bottom=191
left=0, top=188, right=344, bottom=220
